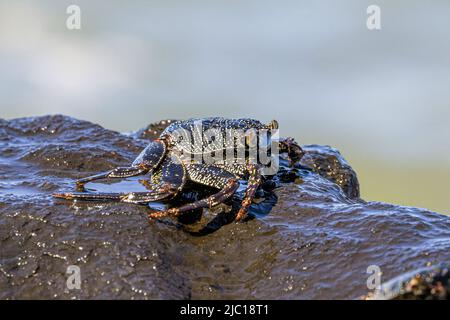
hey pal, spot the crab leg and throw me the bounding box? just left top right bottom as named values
left=54, top=154, right=186, bottom=204
left=148, top=178, right=239, bottom=219
left=148, top=164, right=239, bottom=219
left=235, top=164, right=262, bottom=221
left=76, top=140, right=167, bottom=186
left=75, top=166, right=148, bottom=186
left=53, top=188, right=175, bottom=204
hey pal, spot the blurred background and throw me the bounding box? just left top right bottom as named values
left=0, top=0, right=448, bottom=214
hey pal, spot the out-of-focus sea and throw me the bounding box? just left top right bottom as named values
left=0, top=0, right=448, bottom=213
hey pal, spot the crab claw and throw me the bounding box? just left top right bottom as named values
left=279, top=137, right=304, bottom=167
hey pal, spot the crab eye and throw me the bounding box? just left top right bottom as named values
left=268, top=119, right=279, bottom=130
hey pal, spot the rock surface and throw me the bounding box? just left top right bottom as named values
left=0, top=115, right=449, bottom=299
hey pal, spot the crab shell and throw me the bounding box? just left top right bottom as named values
left=161, top=117, right=279, bottom=160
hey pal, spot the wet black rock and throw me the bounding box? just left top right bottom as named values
left=0, top=115, right=449, bottom=299
left=299, top=145, right=360, bottom=199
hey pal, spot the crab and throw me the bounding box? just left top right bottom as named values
left=53, top=117, right=304, bottom=222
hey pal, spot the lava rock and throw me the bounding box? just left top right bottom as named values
left=0, top=115, right=448, bottom=299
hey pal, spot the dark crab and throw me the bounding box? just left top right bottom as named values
left=53, top=117, right=303, bottom=222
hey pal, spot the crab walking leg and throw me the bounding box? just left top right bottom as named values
left=76, top=166, right=148, bottom=186
left=54, top=154, right=186, bottom=204
left=53, top=189, right=176, bottom=204
left=148, top=178, right=239, bottom=219
left=235, top=164, right=262, bottom=221
left=76, top=140, right=167, bottom=186
left=148, top=164, right=239, bottom=219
